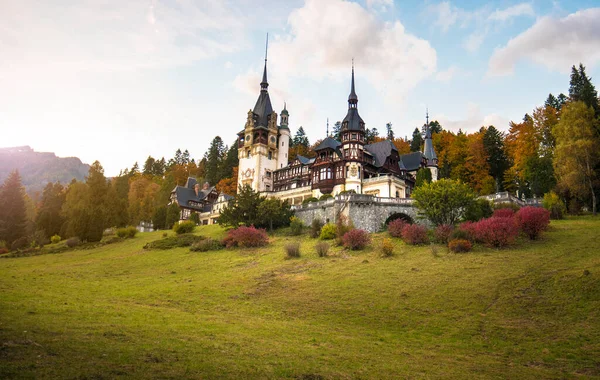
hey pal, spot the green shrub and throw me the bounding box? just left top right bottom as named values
left=319, top=223, right=336, bottom=240
left=190, top=212, right=200, bottom=225
left=50, top=235, right=61, bottom=244
left=173, top=221, right=196, bottom=235
left=315, top=242, right=329, bottom=257
left=190, top=238, right=224, bottom=252
left=302, top=197, right=319, bottom=205
left=542, top=191, right=566, bottom=219
left=290, top=216, right=304, bottom=236
left=463, top=198, right=493, bottom=222
left=380, top=238, right=394, bottom=257
left=285, top=242, right=301, bottom=258
left=144, top=234, right=203, bottom=250
left=116, top=226, right=137, bottom=239
left=310, top=219, right=324, bottom=238
left=319, top=194, right=333, bottom=201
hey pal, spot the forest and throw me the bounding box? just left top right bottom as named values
left=0, top=64, right=598, bottom=250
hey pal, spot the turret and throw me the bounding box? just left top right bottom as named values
left=422, top=109, right=438, bottom=181
left=277, top=103, right=290, bottom=169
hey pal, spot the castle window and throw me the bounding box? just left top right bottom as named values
left=266, top=170, right=271, bottom=178
left=268, top=151, right=272, bottom=160
left=282, top=142, right=284, bottom=147
left=351, top=133, right=357, bottom=140
left=247, top=150, right=250, bottom=158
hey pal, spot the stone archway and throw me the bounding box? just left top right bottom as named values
left=385, top=212, right=414, bottom=225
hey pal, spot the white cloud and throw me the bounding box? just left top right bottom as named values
left=264, top=0, right=436, bottom=104
left=435, top=103, right=510, bottom=133
left=435, top=66, right=458, bottom=82
left=488, top=3, right=534, bottom=22
left=427, top=1, right=461, bottom=33
left=366, top=0, right=394, bottom=10
left=488, top=8, right=600, bottom=76
left=463, top=31, right=486, bottom=53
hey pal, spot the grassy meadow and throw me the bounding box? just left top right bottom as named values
left=1, top=217, right=599, bottom=379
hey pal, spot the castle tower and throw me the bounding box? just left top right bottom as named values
left=340, top=62, right=366, bottom=193
left=423, top=109, right=438, bottom=181
left=277, top=103, right=290, bottom=169
left=237, top=35, right=279, bottom=192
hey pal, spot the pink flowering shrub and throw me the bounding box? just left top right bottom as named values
left=516, top=206, right=550, bottom=240
left=224, top=226, right=269, bottom=248
left=434, top=224, right=454, bottom=244
left=387, top=219, right=407, bottom=238
left=401, top=224, right=429, bottom=245
left=342, top=229, right=371, bottom=250
left=493, top=208, right=515, bottom=218
left=473, top=217, right=519, bottom=248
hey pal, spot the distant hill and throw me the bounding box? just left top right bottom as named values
left=0, top=146, right=90, bottom=194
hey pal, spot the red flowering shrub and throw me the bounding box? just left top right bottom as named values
left=388, top=219, right=407, bottom=237
left=473, top=217, right=519, bottom=248
left=342, top=229, right=371, bottom=250
left=434, top=224, right=454, bottom=244
left=493, top=208, right=515, bottom=218
left=448, top=239, right=472, bottom=253
left=0, top=247, right=8, bottom=255
left=401, top=224, right=429, bottom=245
left=516, top=206, right=550, bottom=240
left=455, top=221, right=477, bottom=242
left=224, top=226, right=269, bottom=248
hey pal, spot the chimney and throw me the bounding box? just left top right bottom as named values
left=202, top=182, right=210, bottom=190
left=194, top=183, right=200, bottom=197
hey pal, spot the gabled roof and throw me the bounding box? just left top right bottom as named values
left=399, top=151, right=424, bottom=172
left=297, top=155, right=315, bottom=165
left=172, top=178, right=217, bottom=211
left=314, top=137, right=341, bottom=151
left=364, top=140, right=398, bottom=167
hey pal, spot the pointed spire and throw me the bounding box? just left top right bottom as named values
left=326, top=118, right=329, bottom=137
left=348, top=58, right=358, bottom=107
left=426, top=107, right=429, bottom=126
left=260, top=33, right=269, bottom=91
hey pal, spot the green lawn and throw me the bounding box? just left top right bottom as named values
left=1, top=218, right=599, bottom=379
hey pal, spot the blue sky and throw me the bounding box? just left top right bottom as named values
left=1, top=0, right=599, bottom=176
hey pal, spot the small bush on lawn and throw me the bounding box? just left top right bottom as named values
left=448, top=239, right=472, bottom=253
left=116, top=226, right=138, bottom=239
left=0, top=247, right=9, bottom=255
left=285, top=242, right=301, bottom=258
left=342, top=229, right=371, bottom=250
left=401, top=224, right=429, bottom=245
left=335, top=215, right=354, bottom=246
left=380, top=238, right=394, bottom=257
left=190, top=238, right=224, bottom=252
left=173, top=221, right=196, bottom=235
left=319, top=223, right=336, bottom=240
left=542, top=191, right=566, bottom=220
left=224, top=226, right=269, bottom=248
left=434, top=224, right=454, bottom=244
left=493, top=208, right=515, bottom=218
left=455, top=222, right=476, bottom=242
left=290, top=216, right=304, bottom=236
left=516, top=206, right=550, bottom=240
left=144, top=234, right=203, bottom=250
left=50, top=235, right=61, bottom=244
left=473, top=217, right=519, bottom=248
left=315, top=242, right=330, bottom=257
left=388, top=219, right=407, bottom=238
left=66, top=237, right=81, bottom=248
left=310, top=219, right=324, bottom=238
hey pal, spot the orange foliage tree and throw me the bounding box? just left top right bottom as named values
left=216, top=167, right=238, bottom=196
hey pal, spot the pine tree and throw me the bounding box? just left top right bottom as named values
left=386, top=122, right=394, bottom=140
left=569, top=63, right=599, bottom=117
left=483, top=126, right=509, bottom=192
left=410, top=128, right=423, bottom=152
left=143, top=156, right=156, bottom=175
left=218, top=142, right=239, bottom=181
left=35, top=182, right=66, bottom=238
left=0, top=170, right=28, bottom=245
left=332, top=121, right=342, bottom=141
left=429, top=120, right=442, bottom=134
left=85, top=161, right=109, bottom=241
left=292, top=127, right=310, bottom=147
left=205, top=137, right=226, bottom=185
left=365, top=128, right=379, bottom=144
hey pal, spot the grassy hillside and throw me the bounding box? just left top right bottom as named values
left=1, top=218, right=599, bottom=379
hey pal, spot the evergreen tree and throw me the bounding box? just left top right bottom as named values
left=165, top=202, right=181, bottom=229
left=218, top=142, right=239, bottom=181
left=0, top=170, right=28, bottom=245
left=218, top=185, right=262, bottom=228
left=130, top=162, right=139, bottom=176
left=386, top=122, right=394, bottom=140
left=545, top=93, right=567, bottom=111
left=483, top=126, right=509, bottom=192
left=569, top=63, right=599, bottom=117
left=205, top=137, right=226, bottom=185
left=85, top=161, right=109, bottom=241
left=35, top=182, right=66, bottom=238
left=415, top=168, right=432, bottom=188
left=410, top=128, right=423, bottom=152
left=143, top=156, right=156, bottom=175
left=292, top=127, right=310, bottom=147
left=429, top=120, right=442, bottom=134
left=332, top=121, right=342, bottom=141
left=153, top=157, right=166, bottom=176
left=365, top=128, right=379, bottom=144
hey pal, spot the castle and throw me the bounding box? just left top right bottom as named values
left=235, top=55, right=438, bottom=205
left=171, top=50, right=439, bottom=226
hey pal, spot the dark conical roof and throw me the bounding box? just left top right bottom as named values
left=341, top=62, right=364, bottom=131
left=348, top=64, right=358, bottom=103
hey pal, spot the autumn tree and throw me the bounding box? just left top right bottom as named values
left=465, top=130, right=495, bottom=195
left=504, top=115, right=537, bottom=196
left=128, top=177, right=160, bottom=225
left=216, top=167, right=238, bottom=196
left=553, top=101, right=599, bottom=215
left=0, top=170, right=28, bottom=246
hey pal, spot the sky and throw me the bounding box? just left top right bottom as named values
left=1, top=0, right=599, bottom=177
